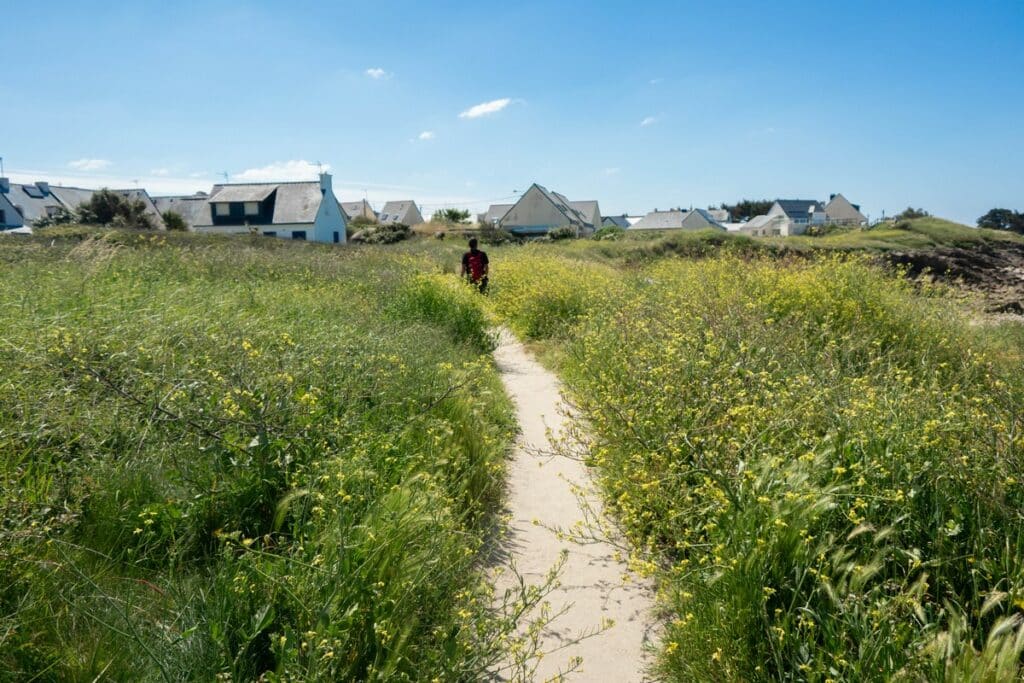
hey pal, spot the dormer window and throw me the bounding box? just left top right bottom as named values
left=244, top=202, right=259, bottom=216
left=215, top=203, right=231, bottom=217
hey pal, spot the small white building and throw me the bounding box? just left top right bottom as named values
left=194, top=173, right=347, bottom=244
left=763, top=200, right=826, bottom=236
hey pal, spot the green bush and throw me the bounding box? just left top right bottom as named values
left=478, top=226, right=517, bottom=245
left=547, top=226, right=577, bottom=241
left=592, top=225, right=625, bottom=241
left=163, top=210, right=188, bottom=231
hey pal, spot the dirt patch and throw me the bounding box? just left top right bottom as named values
left=886, top=241, right=1024, bottom=314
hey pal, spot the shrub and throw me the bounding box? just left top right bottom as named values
left=356, top=222, right=411, bottom=244
left=78, top=189, right=155, bottom=230
left=592, top=226, right=625, bottom=241
left=547, top=226, right=577, bottom=241
left=162, top=210, right=188, bottom=231
left=479, top=226, right=517, bottom=245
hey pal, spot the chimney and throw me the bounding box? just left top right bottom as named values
left=319, top=172, right=332, bottom=196
left=36, top=181, right=50, bottom=195
left=0, top=177, right=9, bottom=193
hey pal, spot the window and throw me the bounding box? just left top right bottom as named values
left=333, top=231, right=340, bottom=243
left=263, top=231, right=277, bottom=237
left=292, top=231, right=306, bottom=241
left=215, top=203, right=231, bottom=216
left=244, top=202, right=259, bottom=216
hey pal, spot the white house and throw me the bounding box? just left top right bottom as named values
left=824, top=193, right=867, bottom=226
left=764, top=200, right=827, bottom=235
left=630, top=208, right=726, bottom=231
left=499, top=184, right=600, bottom=236
left=736, top=214, right=789, bottom=237
left=378, top=200, right=423, bottom=226
left=194, top=173, right=347, bottom=244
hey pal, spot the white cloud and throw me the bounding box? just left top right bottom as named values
left=150, top=168, right=170, bottom=176
left=235, top=160, right=330, bottom=182
left=67, top=158, right=111, bottom=171
left=459, top=98, right=512, bottom=119
left=365, top=67, right=389, bottom=79
left=418, top=131, right=436, bottom=140
left=649, top=78, right=664, bottom=85
left=604, top=167, right=621, bottom=176
left=640, top=116, right=658, bottom=127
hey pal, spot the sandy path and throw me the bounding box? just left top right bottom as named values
left=490, top=329, right=657, bottom=682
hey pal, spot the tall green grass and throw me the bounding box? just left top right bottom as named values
left=0, top=231, right=517, bottom=680
left=490, top=250, right=1024, bottom=680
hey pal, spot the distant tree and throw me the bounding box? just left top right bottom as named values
left=78, top=189, right=154, bottom=230
left=977, top=208, right=1024, bottom=234
left=894, top=207, right=930, bottom=221
left=162, top=211, right=188, bottom=232
left=719, top=199, right=773, bottom=221
left=435, top=208, right=471, bottom=224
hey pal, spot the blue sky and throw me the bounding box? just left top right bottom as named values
left=3, top=0, right=1022, bottom=223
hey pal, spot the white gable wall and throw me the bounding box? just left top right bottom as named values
left=501, top=186, right=578, bottom=234
left=312, top=190, right=347, bottom=244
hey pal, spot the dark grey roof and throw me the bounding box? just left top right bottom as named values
left=48, top=186, right=96, bottom=210
left=209, top=185, right=277, bottom=203
left=774, top=199, right=824, bottom=221
left=602, top=214, right=630, bottom=229
left=5, top=183, right=65, bottom=224
left=153, top=195, right=212, bottom=229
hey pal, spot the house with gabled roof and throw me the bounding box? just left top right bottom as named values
left=630, top=208, right=726, bottom=231
left=601, top=214, right=631, bottom=229
left=378, top=200, right=423, bottom=226
left=824, top=193, right=867, bottom=226
left=765, top=200, right=826, bottom=235
left=48, top=186, right=167, bottom=230
left=194, top=173, right=347, bottom=244
left=2, top=181, right=66, bottom=225
left=153, top=193, right=211, bottom=230
left=478, top=203, right=513, bottom=226
left=340, top=199, right=377, bottom=222
left=499, top=183, right=600, bottom=236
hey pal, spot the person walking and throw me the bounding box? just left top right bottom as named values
left=461, top=237, right=489, bottom=293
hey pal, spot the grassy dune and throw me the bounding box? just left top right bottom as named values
left=489, top=247, right=1024, bottom=680
left=0, top=230, right=516, bottom=681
